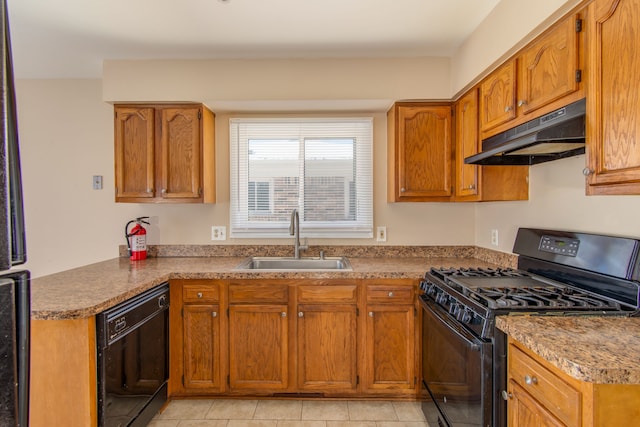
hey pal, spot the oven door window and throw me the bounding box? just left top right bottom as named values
left=103, top=312, right=168, bottom=426
left=422, top=299, right=492, bottom=426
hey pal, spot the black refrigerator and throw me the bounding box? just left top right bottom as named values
left=0, top=0, right=30, bottom=426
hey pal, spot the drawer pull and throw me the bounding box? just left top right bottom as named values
left=197, top=292, right=203, bottom=298
left=212, top=311, right=217, bottom=317
left=369, top=311, right=374, bottom=317
left=501, top=390, right=513, bottom=400
left=388, top=292, right=394, bottom=297
left=298, top=311, right=304, bottom=317
left=281, top=312, right=287, bottom=318
left=525, top=375, right=538, bottom=385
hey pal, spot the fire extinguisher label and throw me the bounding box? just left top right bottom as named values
left=131, top=235, right=146, bottom=251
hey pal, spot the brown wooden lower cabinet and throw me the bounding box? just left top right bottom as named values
left=170, top=278, right=420, bottom=398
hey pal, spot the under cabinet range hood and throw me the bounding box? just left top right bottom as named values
left=465, top=98, right=586, bottom=165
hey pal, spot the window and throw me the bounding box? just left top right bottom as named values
left=230, top=118, right=373, bottom=238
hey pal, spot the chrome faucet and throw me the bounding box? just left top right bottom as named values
left=289, top=209, right=308, bottom=259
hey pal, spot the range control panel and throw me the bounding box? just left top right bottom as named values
left=539, top=235, right=580, bottom=257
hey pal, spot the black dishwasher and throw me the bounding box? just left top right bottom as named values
left=96, top=283, right=170, bottom=427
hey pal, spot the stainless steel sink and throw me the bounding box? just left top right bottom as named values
left=234, top=256, right=352, bottom=271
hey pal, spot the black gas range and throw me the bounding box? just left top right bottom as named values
left=419, top=228, right=640, bottom=427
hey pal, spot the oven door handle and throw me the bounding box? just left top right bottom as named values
left=421, top=298, right=484, bottom=351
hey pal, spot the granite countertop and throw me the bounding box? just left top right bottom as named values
left=32, top=246, right=509, bottom=320
left=497, top=315, right=640, bottom=385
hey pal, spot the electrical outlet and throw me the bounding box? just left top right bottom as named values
left=491, top=229, right=499, bottom=246
left=211, top=226, right=226, bottom=241
left=376, top=226, right=387, bottom=242
left=92, top=175, right=103, bottom=190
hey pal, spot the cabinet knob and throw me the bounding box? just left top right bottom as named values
left=298, top=311, right=304, bottom=317
left=369, top=311, right=374, bottom=317
left=197, top=292, right=203, bottom=298
left=582, top=168, right=594, bottom=176
left=388, top=292, right=394, bottom=297
left=468, top=184, right=475, bottom=190
left=161, top=188, right=167, bottom=194
left=146, top=188, right=153, bottom=193
left=281, top=312, right=287, bottom=317
left=501, top=390, right=513, bottom=400
left=400, top=187, right=406, bottom=193
left=518, top=100, right=528, bottom=107
left=504, top=106, right=513, bottom=112
left=212, top=311, right=217, bottom=317
left=524, top=375, right=538, bottom=385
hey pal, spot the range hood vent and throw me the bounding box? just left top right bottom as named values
left=464, top=98, right=586, bottom=166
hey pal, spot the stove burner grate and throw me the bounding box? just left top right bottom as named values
left=469, top=286, right=620, bottom=310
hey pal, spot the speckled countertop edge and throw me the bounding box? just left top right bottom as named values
left=31, top=245, right=515, bottom=320
left=496, top=315, right=640, bottom=384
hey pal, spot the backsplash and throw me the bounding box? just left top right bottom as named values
left=118, top=244, right=517, bottom=268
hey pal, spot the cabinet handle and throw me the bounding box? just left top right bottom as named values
left=212, top=311, right=217, bottom=317
left=388, top=292, right=394, bottom=297
left=524, top=375, right=538, bottom=385
left=582, top=168, right=594, bottom=176
left=298, top=312, right=304, bottom=317
left=518, top=100, right=528, bottom=107
left=501, top=390, right=513, bottom=400
left=504, top=106, right=513, bottom=112
left=369, top=311, right=374, bottom=317
left=281, top=312, right=287, bottom=317
left=161, top=188, right=167, bottom=194
left=468, top=184, right=475, bottom=190
left=197, top=292, right=203, bottom=298
left=400, top=187, right=406, bottom=193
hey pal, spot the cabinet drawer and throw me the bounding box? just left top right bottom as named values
left=297, top=285, right=357, bottom=303
left=509, top=344, right=581, bottom=426
left=229, top=282, right=288, bottom=303
left=183, top=284, right=220, bottom=303
left=366, top=285, right=414, bottom=304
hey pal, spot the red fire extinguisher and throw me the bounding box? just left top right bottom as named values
left=125, top=217, right=150, bottom=261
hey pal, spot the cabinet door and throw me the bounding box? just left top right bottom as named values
left=160, top=107, right=202, bottom=199
left=586, top=0, right=640, bottom=195
left=297, top=304, right=357, bottom=392
left=364, top=304, right=415, bottom=393
left=395, top=104, right=452, bottom=200
left=182, top=304, right=221, bottom=390
left=114, top=107, right=155, bottom=200
left=454, top=89, right=480, bottom=199
left=480, top=60, right=517, bottom=132
left=229, top=304, right=289, bottom=391
left=508, top=380, right=567, bottom=427
left=518, top=15, right=581, bottom=116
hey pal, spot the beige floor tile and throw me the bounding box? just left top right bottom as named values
left=326, top=422, right=377, bottom=427
left=206, top=399, right=259, bottom=419
left=147, top=420, right=180, bottom=427
left=376, top=422, right=430, bottom=427
left=277, top=421, right=326, bottom=427
left=177, top=421, right=230, bottom=427
left=347, top=401, right=398, bottom=421
left=156, top=399, right=214, bottom=419
left=227, top=421, right=278, bottom=427
left=391, top=402, right=427, bottom=422
left=254, top=400, right=303, bottom=420
left=302, top=401, right=349, bottom=421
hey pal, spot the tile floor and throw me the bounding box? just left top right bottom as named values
left=149, top=399, right=431, bottom=427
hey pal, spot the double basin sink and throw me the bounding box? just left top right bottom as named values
left=234, top=256, right=352, bottom=271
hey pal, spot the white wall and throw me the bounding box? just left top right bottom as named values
left=16, top=76, right=475, bottom=279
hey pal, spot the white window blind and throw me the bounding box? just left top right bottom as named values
left=230, top=118, right=373, bottom=238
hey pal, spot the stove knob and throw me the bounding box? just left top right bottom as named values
left=449, top=302, right=458, bottom=315
left=435, top=292, right=448, bottom=305
left=461, top=309, right=473, bottom=324
left=454, top=305, right=464, bottom=320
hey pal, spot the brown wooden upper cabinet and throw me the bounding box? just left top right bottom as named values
left=480, top=13, right=584, bottom=138
left=454, top=88, right=529, bottom=202
left=114, top=104, right=215, bottom=203
left=387, top=102, right=453, bottom=202
left=585, top=0, right=640, bottom=195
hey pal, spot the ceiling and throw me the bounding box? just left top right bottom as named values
left=7, top=0, right=501, bottom=79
